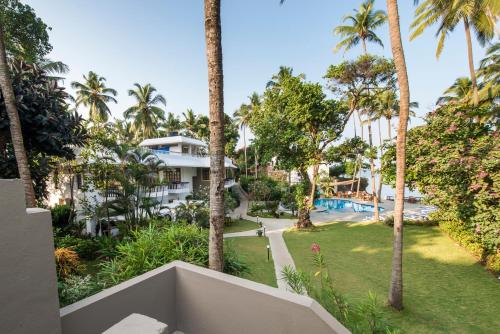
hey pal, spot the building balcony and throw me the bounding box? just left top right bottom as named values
left=60, top=261, right=349, bottom=334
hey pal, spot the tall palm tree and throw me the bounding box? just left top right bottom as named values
left=376, top=90, right=418, bottom=140
left=204, top=0, right=225, bottom=272
left=182, top=108, right=198, bottom=137
left=334, top=0, right=388, bottom=54
left=124, top=83, right=166, bottom=141
left=477, top=42, right=500, bottom=105
left=386, top=0, right=411, bottom=311
left=233, top=103, right=251, bottom=177
left=437, top=77, right=473, bottom=104
left=71, top=71, right=117, bottom=123
left=411, top=0, right=498, bottom=105
left=162, top=112, right=182, bottom=135
left=0, top=22, right=36, bottom=207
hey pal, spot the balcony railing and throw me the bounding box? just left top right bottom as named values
left=149, top=149, right=207, bottom=158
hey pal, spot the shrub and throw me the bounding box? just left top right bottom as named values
left=383, top=215, right=438, bottom=227
left=54, top=235, right=101, bottom=260
left=99, top=223, right=247, bottom=285
left=249, top=202, right=266, bottom=215
left=281, top=243, right=398, bottom=333
left=51, top=204, right=73, bottom=229
left=54, top=247, right=81, bottom=278
left=58, top=275, right=104, bottom=307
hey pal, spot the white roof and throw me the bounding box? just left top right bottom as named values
left=155, top=152, right=236, bottom=169
left=139, top=136, right=207, bottom=148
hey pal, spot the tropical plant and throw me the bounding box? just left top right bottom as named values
left=437, top=77, right=473, bottom=105
left=234, top=103, right=251, bottom=177
left=411, top=0, right=498, bottom=105
left=386, top=0, right=411, bottom=311
left=477, top=42, right=500, bottom=107
left=71, top=71, right=117, bottom=123
left=54, top=247, right=81, bottom=278
left=204, top=0, right=225, bottom=271
left=114, top=119, right=135, bottom=144
left=124, top=83, right=166, bottom=141
left=181, top=108, right=199, bottom=137
left=333, top=0, right=388, bottom=54
left=162, top=112, right=182, bottom=135
left=0, top=59, right=87, bottom=201
left=57, top=275, right=104, bottom=307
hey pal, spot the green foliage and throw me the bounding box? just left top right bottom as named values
left=383, top=215, right=438, bottom=227
left=281, top=244, right=397, bottom=333
left=57, top=275, right=104, bottom=307
left=54, top=235, right=100, bottom=261
left=0, top=60, right=87, bottom=200
left=0, top=0, right=52, bottom=61
left=51, top=204, right=73, bottom=229
left=99, top=223, right=247, bottom=285
left=382, top=103, right=499, bottom=266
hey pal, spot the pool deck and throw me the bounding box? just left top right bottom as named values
left=310, top=197, right=434, bottom=223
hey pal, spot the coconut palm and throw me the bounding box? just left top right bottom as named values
left=204, top=0, right=225, bottom=271
left=376, top=90, right=418, bottom=139
left=386, top=0, right=411, bottom=311
left=0, top=22, right=36, bottom=206
left=71, top=71, right=117, bottom=123
left=437, top=77, right=473, bottom=105
left=411, top=0, right=498, bottom=105
left=334, top=0, right=388, bottom=54
left=124, top=83, right=166, bottom=141
left=233, top=103, right=251, bottom=177
left=182, top=108, right=198, bottom=137
left=477, top=42, right=500, bottom=105
left=162, top=112, right=182, bottom=135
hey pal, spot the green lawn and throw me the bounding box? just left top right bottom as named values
left=225, top=236, right=277, bottom=287
left=284, top=221, right=500, bottom=334
left=224, top=219, right=260, bottom=233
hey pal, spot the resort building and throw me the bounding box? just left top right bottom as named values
left=46, top=135, right=237, bottom=232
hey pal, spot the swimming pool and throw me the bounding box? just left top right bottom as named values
left=314, top=198, right=384, bottom=213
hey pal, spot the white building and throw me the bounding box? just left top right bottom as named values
left=47, top=135, right=237, bottom=229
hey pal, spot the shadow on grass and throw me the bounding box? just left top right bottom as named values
left=284, top=221, right=500, bottom=334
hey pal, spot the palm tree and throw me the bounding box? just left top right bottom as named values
left=233, top=103, right=251, bottom=177
left=182, top=108, right=198, bottom=137
left=376, top=90, right=418, bottom=140
left=437, top=77, right=473, bottom=105
left=162, top=112, right=182, bottom=135
left=71, top=71, right=117, bottom=123
left=411, top=0, right=498, bottom=106
left=114, top=119, right=135, bottom=144
left=0, top=22, right=36, bottom=207
left=204, top=0, right=225, bottom=272
left=386, top=0, right=411, bottom=311
left=334, top=0, right=388, bottom=54
left=477, top=42, right=499, bottom=105
left=124, top=83, right=166, bottom=141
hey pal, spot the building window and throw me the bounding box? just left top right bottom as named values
left=182, top=145, right=189, bottom=154
left=164, top=168, right=181, bottom=182
left=202, top=168, right=210, bottom=181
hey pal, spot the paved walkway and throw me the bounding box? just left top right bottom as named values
left=225, top=186, right=297, bottom=291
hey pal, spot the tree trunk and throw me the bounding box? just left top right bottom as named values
left=0, top=23, right=36, bottom=207
left=356, top=111, right=364, bottom=197
left=204, top=0, right=225, bottom=272
left=387, top=117, right=392, bottom=141
left=386, top=0, right=410, bottom=311
left=243, top=125, right=248, bottom=177
left=368, top=123, right=380, bottom=221
left=377, top=118, right=383, bottom=202
left=296, top=204, right=312, bottom=229
left=350, top=156, right=358, bottom=192
left=464, top=17, right=479, bottom=106
left=309, top=164, right=319, bottom=205
left=254, top=144, right=258, bottom=178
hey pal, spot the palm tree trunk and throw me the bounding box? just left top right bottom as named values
left=368, top=123, right=380, bottom=221
left=243, top=126, right=248, bottom=177
left=0, top=23, right=36, bottom=207
left=350, top=156, right=358, bottom=192
left=362, top=38, right=367, bottom=54
left=204, top=0, right=225, bottom=272
left=377, top=118, right=383, bottom=202
left=387, top=117, right=392, bottom=141
left=309, top=163, right=319, bottom=204
left=386, top=0, right=410, bottom=311
left=464, top=17, right=479, bottom=106
left=356, top=110, right=364, bottom=196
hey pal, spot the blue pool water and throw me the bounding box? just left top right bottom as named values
left=314, top=198, right=384, bottom=213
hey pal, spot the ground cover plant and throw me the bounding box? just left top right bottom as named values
left=284, top=221, right=500, bottom=334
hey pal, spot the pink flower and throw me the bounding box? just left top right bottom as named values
left=432, top=140, right=440, bottom=146
left=447, top=123, right=458, bottom=132
left=431, top=158, right=438, bottom=164
left=477, top=171, right=489, bottom=179
left=470, top=183, right=482, bottom=191
left=456, top=112, right=463, bottom=117
left=311, top=243, right=321, bottom=253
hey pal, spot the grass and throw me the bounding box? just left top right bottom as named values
left=225, top=236, right=277, bottom=287
left=224, top=219, right=259, bottom=233
left=284, top=221, right=500, bottom=334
